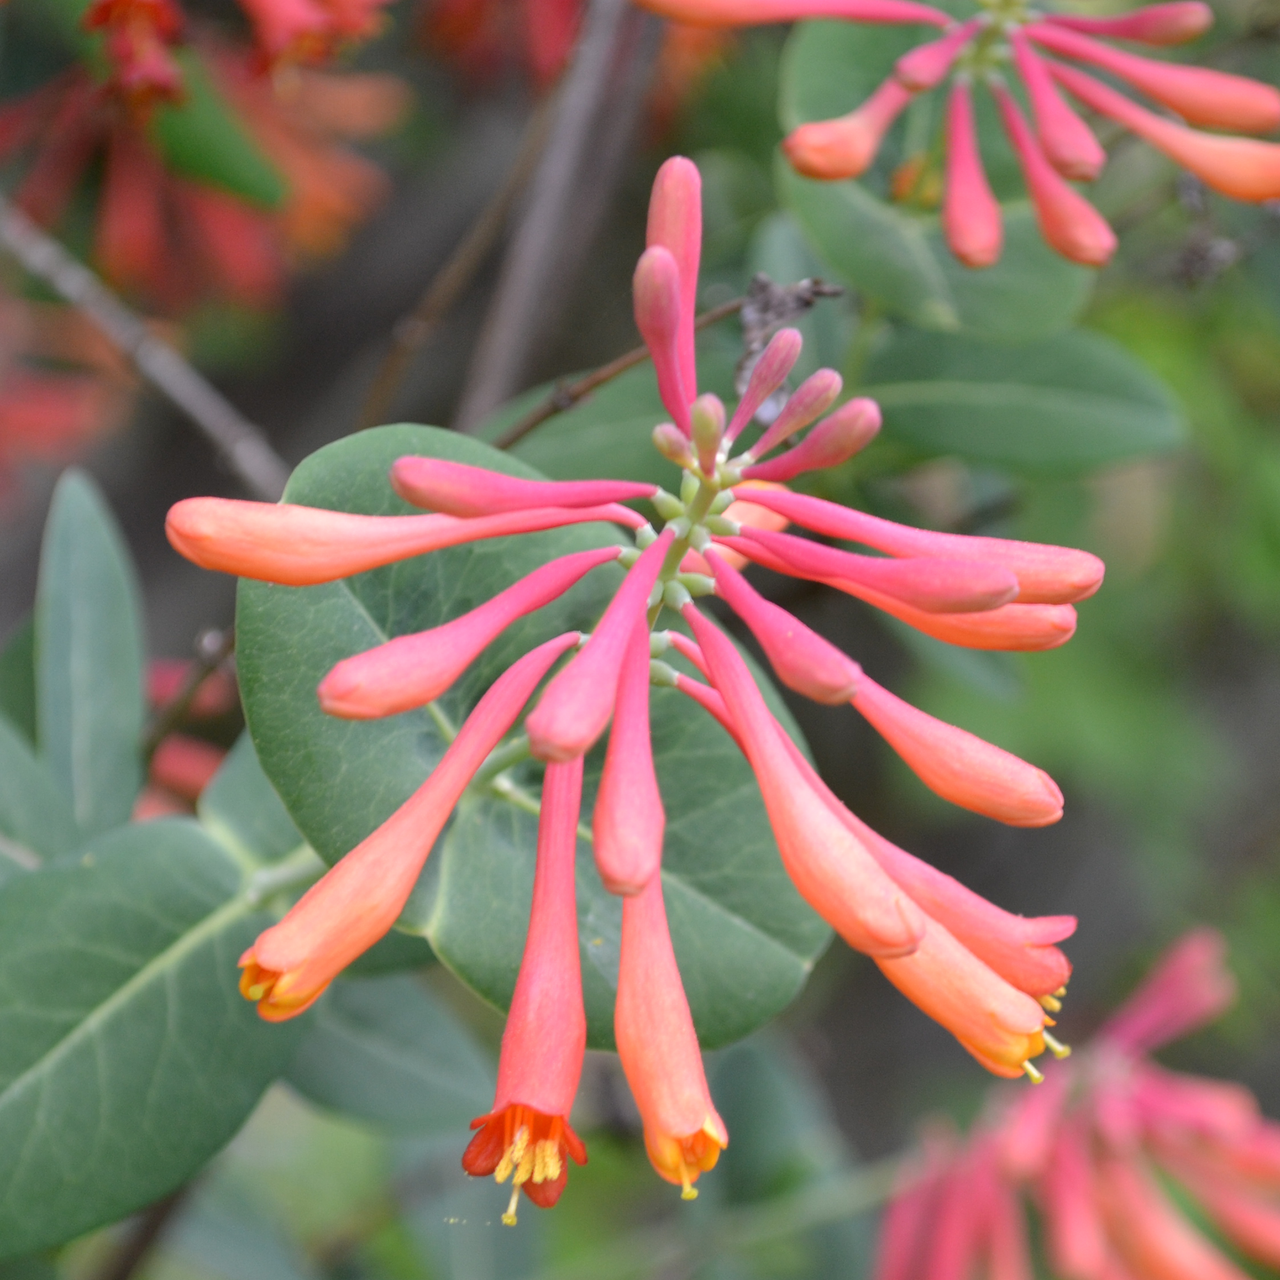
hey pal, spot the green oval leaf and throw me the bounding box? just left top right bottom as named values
left=286, top=975, right=494, bottom=1133
left=0, top=718, right=80, bottom=874
left=0, top=820, right=305, bottom=1259
left=777, top=21, right=1095, bottom=341
left=861, top=326, right=1186, bottom=473
left=35, top=471, right=145, bottom=838
left=237, top=425, right=830, bottom=1050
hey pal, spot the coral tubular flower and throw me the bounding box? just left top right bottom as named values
left=83, top=0, right=185, bottom=109
left=634, top=0, right=951, bottom=26
left=723, top=485, right=1104, bottom=605
left=872, top=930, right=1280, bottom=1280
left=943, top=79, right=1003, bottom=269
left=705, top=548, right=862, bottom=704
left=1052, top=63, right=1280, bottom=203
left=390, top=456, right=657, bottom=516
left=615, top=874, right=728, bottom=1196
left=992, top=83, right=1117, bottom=268
left=593, top=620, right=665, bottom=895
left=740, top=397, right=881, bottom=482
left=685, top=603, right=927, bottom=959
left=1044, top=1, right=1212, bottom=45
left=743, top=369, right=844, bottom=461
left=1026, top=22, right=1280, bottom=134
left=896, top=18, right=983, bottom=92
left=1010, top=31, right=1106, bottom=182
left=634, top=247, right=693, bottom=434
left=850, top=674, right=1064, bottom=826
left=239, top=632, right=579, bottom=1021
left=165, top=497, right=643, bottom=585
left=647, top=156, right=703, bottom=407
left=725, top=328, right=804, bottom=442
left=317, top=546, right=622, bottom=719
left=784, top=77, right=914, bottom=180
left=734, top=525, right=1020, bottom=613
left=525, top=528, right=675, bottom=762
left=463, top=758, right=588, bottom=1224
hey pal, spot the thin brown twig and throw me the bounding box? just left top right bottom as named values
left=356, top=100, right=557, bottom=431
left=91, top=1185, right=193, bottom=1280
left=0, top=198, right=289, bottom=501
left=142, top=628, right=235, bottom=760
left=493, top=296, right=746, bottom=450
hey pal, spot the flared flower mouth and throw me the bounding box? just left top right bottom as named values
left=463, top=1104, right=589, bottom=1222
left=646, top=1117, right=729, bottom=1198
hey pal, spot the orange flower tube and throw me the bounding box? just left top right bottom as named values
left=463, top=758, right=589, bottom=1224
left=615, top=874, right=728, bottom=1197
left=784, top=77, right=914, bottom=180
left=238, top=632, right=578, bottom=1021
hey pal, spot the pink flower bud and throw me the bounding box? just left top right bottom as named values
left=725, top=485, right=1105, bottom=603
left=647, top=157, right=702, bottom=406
left=1045, top=2, right=1212, bottom=46
left=736, top=525, right=1020, bottom=613
left=783, top=77, right=913, bottom=180
left=318, top=547, right=622, bottom=719
left=1011, top=31, right=1106, bottom=181
left=741, top=397, right=880, bottom=482
left=1028, top=22, right=1280, bottom=133
left=652, top=422, right=695, bottom=467
left=725, top=328, right=803, bottom=443
left=593, top=621, right=664, bottom=895
left=239, top=633, right=579, bottom=1022
left=634, top=246, right=692, bottom=434
left=1053, top=63, right=1280, bottom=202
left=993, top=83, right=1117, bottom=267
left=389, top=457, right=657, bottom=516
left=1040, top=1121, right=1111, bottom=1280
left=895, top=18, right=982, bottom=91
left=632, top=0, right=952, bottom=27
left=705, top=548, right=861, bottom=704
left=686, top=604, right=926, bottom=958
left=1097, top=928, right=1236, bottom=1055
left=748, top=368, right=843, bottom=459
left=943, top=79, right=1003, bottom=269
left=464, top=756, right=589, bottom=1223
left=166, top=498, right=643, bottom=586
left=615, top=875, right=728, bottom=1197
left=721, top=532, right=1081, bottom=649
left=526, top=528, right=674, bottom=761
left=690, top=392, right=725, bottom=474
left=150, top=734, right=225, bottom=801
left=852, top=673, right=1064, bottom=826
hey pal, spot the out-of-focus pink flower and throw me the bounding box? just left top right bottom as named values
left=83, top=0, right=185, bottom=108
left=634, top=0, right=1280, bottom=267
left=875, top=929, right=1280, bottom=1279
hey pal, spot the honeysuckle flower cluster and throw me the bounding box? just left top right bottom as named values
left=165, top=156, right=1102, bottom=1220
left=874, top=929, right=1280, bottom=1280
left=637, top=0, right=1280, bottom=268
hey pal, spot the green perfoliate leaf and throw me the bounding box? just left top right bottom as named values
left=35, top=471, right=145, bottom=837
left=0, top=820, right=307, bottom=1259
left=286, top=975, right=494, bottom=1133
left=0, top=618, right=36, bottom=746
left=237, top=425, right=830, bottom=1050
left=861, top=326, right=1186, bottom=473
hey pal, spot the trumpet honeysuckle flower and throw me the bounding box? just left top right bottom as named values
left=168, top=154, right=1104, bottom=1214
left=463, top=758, right=589, bottom=1224
left=633, top=0, right=1280, bottom=267
left=239, top=633, right=579, bottom=1021
left=615, top=874, right=728, bottom=1195
left=874, top=930, right=1280, bottom=1279
left=83, top=0, right=185, bottom=108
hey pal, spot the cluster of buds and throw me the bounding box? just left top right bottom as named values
left=875, top=929, right=1280, bottom=1280
left=165, top=157, right=1102, bottom=1219
left=638, top=0, right=1280, bottom=268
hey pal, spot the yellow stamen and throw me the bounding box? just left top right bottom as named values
left=495, top=1125, right=529, bottom=1184
left=1044, top=1031, right=1072, bottom=1059
left=502, top=1184, right=520, bottom=1227
left=1054, top=986, right=1067, bottom=998
left=1038, top=994, right=1062, bottom=1013
left=533, top=1139, right=561, bottom=1182
left=513, top=1142, right=536, bottom=1187
left=1023, top=1060, right=1045, bottom=1084
left=245, top=982, right=270, bottom=1000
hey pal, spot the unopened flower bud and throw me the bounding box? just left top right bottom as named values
left=690, top=393, right=726, bottom=474
left=652, top=424, right=694, bottom=470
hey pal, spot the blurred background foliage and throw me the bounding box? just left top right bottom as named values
left=3, top=0, right=1280, bottom=1272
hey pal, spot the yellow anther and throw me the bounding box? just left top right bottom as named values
left=514, top=1143, right=536, bottom=1187
left=680, top=1168, right=698, bottom=1201
left=245, top=983, right=270, bottom=1001
left=1054, top=986, right=1067, bottom=998
left=1038, top=994, right=1062, bottom=1013
left=502, top=1184, right=520, bottom=1227
left=1023, top=1060, right=1045, bottom=1084
left=495, top=1126, right=529, bottom=1184
left=1044, top=1031, right=1072, bottom=1059
left=533, top=1140, right=561, bottom=1183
